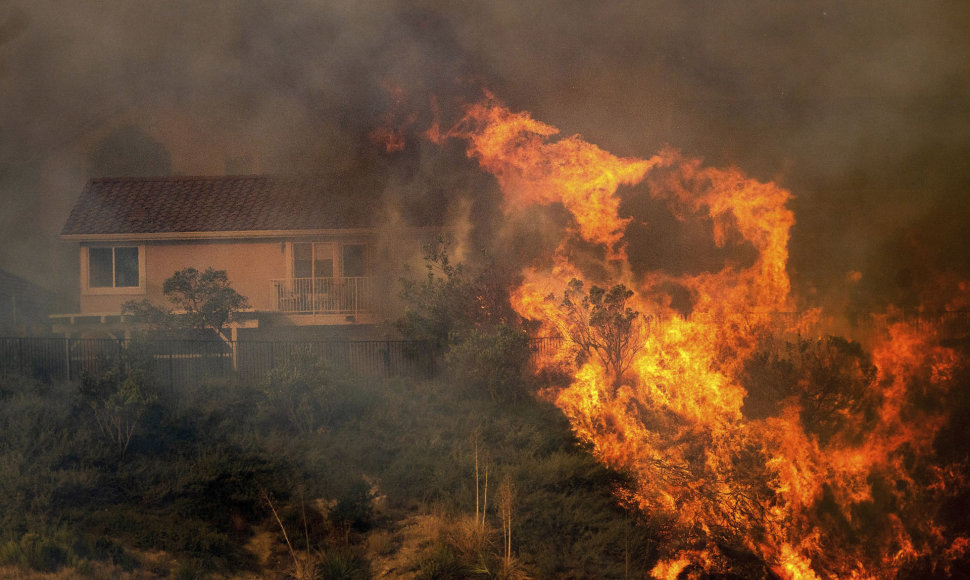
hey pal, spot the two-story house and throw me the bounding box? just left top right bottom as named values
left=55, top=175, right=438, bottom=339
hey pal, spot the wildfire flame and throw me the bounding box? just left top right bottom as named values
left=438, top=94, right=969, bottom=578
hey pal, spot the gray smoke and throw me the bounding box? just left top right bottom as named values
left=1, top=0, right=968, bottom=313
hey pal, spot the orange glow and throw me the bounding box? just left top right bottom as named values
left=369, top=81, right=415, bottom=152
left=436, top=95, right=968, bottom=578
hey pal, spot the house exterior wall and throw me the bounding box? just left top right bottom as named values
left=79, top=239, right=287, bottom=314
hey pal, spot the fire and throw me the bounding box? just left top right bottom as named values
left=447, top=93, right=659, bottom=259
left=369, top=81, right=415, bottom=152
left=435, top=95, right=969, bottom=577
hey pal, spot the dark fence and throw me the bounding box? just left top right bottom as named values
left=4, top=312, right=967, bottom=388
left=0, top=337, right=435, bottom=388
left=531, top=336, right=564, bottom=360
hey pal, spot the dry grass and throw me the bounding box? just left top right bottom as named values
left=366, top=514, right=441, bottom=579
left=366, top=529, right=398, bottom=557
left=0, top=563, right=149, bottom=579
left=444, top=513, right=492, bottom=559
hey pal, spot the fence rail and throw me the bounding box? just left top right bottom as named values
left=0, top=337, right=435, bottom=388
left=3, top=310, right=967, bottom=388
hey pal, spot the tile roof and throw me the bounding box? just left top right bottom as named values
left=61, top=175, right=390, bottom=237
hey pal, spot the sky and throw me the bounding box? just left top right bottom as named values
left=1, top=0, right=968, bottom=313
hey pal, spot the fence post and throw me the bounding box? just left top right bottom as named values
left=384, top=338, right=391, bottom=378
left=65, top=338, right=72, bottom=382
left=18, top=337, right=25, bottom=377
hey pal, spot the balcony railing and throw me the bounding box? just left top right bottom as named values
left=271, top=277, right=374, bottom=315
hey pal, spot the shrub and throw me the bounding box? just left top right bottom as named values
left=78, top=351, right=158, bottom=459
left=414, top=544, right=471, bottom=580
left=445, top=325, right=533, bottom=403
left=314, top=549, right=372, bottom=580
left=0, top=532, right=71, bottom=573
left=259, top=352, right=335, bottom=434
left=330, top=479, right=375, bottom=534
left=396, top=236, right=522, bottom=357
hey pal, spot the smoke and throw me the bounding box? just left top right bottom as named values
left=1, top=0, right=968, bottom=312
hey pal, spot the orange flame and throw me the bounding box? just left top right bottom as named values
left=445, top=93, right=659, bottom=259
left=436, top=95, right=968, bottom=578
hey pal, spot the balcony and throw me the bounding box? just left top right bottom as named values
left=271, top=277, right=374, bottom=315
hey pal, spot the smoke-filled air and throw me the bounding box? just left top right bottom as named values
left=3, top=1, right=970, bottom=578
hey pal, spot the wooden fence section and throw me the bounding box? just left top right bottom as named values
left=0, top=337, right=435, bottom=388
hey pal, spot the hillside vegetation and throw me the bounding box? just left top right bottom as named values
left=0, top=347, right=658, bottom=579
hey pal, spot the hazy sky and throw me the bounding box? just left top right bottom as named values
left=1, top=0, right=968, bottom=311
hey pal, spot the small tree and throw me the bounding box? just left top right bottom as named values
left=78, top=349, right=157, bottom=459
left=397, top=236, right=519, bottom=353
left=163, top=267, right=249, bottom=339
left=445, top=324, right=532, bottom=403
left=123, top=267, right=249, bottom=340
left=560, top=278, right=647, bottom=390
left=258, top=351, right=334, bottom=434
left=397, top=236, right=532, bottom=400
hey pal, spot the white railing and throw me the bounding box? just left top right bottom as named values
left=270, top=277, right=374, bottom=315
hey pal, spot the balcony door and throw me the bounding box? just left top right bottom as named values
left=293, top=242, right=335, bottom=280
left=290, top=242, right=332, bottom=312
left=286, top=242, right=370, bottom=314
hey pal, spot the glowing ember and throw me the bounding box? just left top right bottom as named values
left=433, top=94, right=970, bottom=578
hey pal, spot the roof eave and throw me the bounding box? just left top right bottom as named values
left=61, top=226, right=447, bottom=243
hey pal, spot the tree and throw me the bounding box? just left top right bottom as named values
left=123, top=267, right=249, bottom=340
left=396, top=236, right=520, bottom=354
left=78, top=347, right=157, bottom=459
left=397, top=236, right=534, bottom=400
left=560, top=278, right=648, bottom=390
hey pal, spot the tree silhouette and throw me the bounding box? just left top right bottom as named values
left=560, top=278, right=647, bottom=391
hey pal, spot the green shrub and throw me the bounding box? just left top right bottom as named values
left=0, top=532, right=71, bottom=572
left=78, top=351, right=158, bottom=459
left=330, top=479, right=375, bottom=533
left=314, top=548, right=372, bottom=580
left=259, top=352, right=336, bottom=434
left=414, top=544, right=471, bottom=580
left=396, top=236, right=522, bottom=358
left=445, top=325, right=533, bottom=403
left=174, top=558, right=210, bottom=580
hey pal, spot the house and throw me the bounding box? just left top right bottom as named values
left=54, top=175, right=440, bottom=339
left=0, top=269, right=55, bottom=336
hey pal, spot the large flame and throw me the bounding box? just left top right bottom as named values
left=439, top=95, right=968, bottom=578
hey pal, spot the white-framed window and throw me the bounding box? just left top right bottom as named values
left=83, top=245, right=146, bottom=294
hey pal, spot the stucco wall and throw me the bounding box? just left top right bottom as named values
left=80, top=239, right=287, bottom=314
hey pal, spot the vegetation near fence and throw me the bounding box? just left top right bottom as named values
left=0, top=334, right=653, bottom=579
left=0, top=337, right=436, bottom=387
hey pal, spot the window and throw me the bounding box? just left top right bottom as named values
left=89, top=246, right=140, bottom=288
left=293, top=242, right=335, bottom=279
left=342, top=244, right=367, bottom=277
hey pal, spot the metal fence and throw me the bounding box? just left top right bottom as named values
left=4, top=311, right=967, bottom=388
left=0, top=337, right=435, bottom=388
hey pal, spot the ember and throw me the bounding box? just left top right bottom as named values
left=439, top=95, right=970, bottom=578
